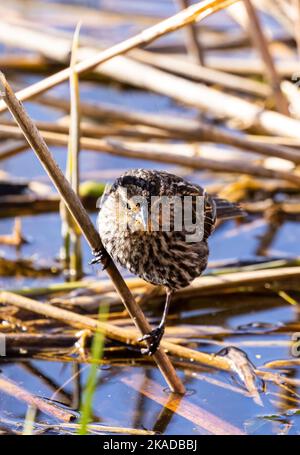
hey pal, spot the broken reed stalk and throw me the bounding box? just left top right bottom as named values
left=92, top=139, right=300, bottom=186
left=70, top=27, right=83, bottom=280
left=3, top=17, right=300, bottom=76
left=132, top=49, right=270, bottom=98
left=0, top=54, right=51, bottom=71
left=122, top=374, right=245, bottom=435
left=3, top=333, right=79, bottom=348
left=0, top=19, right=270, bottom=99
left=256, top=0, right=292, bottom=36
left=243, top=199, right=300, bottom=215
left=0, top=376, right=75, bottom=422
left=0, top=218, right=25, bottom=247
left=4, top=109, right=300, bottom=166
left=3, top=20, right=300, bottom=139
left=2, top=123, right=300, bottom=186
left=0, top=118, right=172, bottom=144
left=65, top=22, right=83, bottom=280
left=176, top=0, right=205, bottom=65
left=0, top=139, right=28, bottom=161
left=0, top=0, right=238, bottom=116
left=20, top=420, right=155, bottom=436
left=176, top=265, right=300, bottom=296
left=205, top=55, right=298, bottom=77
left=9, top=276, right=149, bottom=297
left=0, top=291, right=240, bottom=374
left=242, top=0, right=289, bottom=115
left=69, top=23, right=81, bottom=198
left=294, top=0, right=300, bottom=56
left=281, top=81, right=300, bottom=119
left=0, top=73, right=185, bottom=395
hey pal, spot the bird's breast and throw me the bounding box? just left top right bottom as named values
left=100, top=220, right=209, bottom=289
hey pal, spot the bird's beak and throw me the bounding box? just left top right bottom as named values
left=135, top=204, right=148, bottom=231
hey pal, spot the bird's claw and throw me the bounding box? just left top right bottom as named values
left=138, top=326, right=164, bottom=356
left=89, top=248, right=110, bottom=270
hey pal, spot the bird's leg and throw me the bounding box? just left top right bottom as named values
left=89, top=247, right=110, bottom=270
left=139, top=289, right=173, bottom=356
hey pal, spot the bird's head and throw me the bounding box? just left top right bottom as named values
left=111, top=174, right=155, bottom=232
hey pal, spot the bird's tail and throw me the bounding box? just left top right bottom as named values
left=214, top=197, right=246, bottom=220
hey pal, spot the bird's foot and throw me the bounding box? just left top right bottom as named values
left=89, top=247, right=110, bottom=270
left=139, top=326, right=164, bottom=356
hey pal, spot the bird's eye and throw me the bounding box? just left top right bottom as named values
left=126, top=202, right=131, bottom=210
left=136, top=203, right=140, bottom=208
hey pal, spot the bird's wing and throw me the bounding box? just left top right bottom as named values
left=159, top=174, right=217, bottom=241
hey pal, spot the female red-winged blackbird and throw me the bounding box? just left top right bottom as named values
left=96, top=169, right=245, bottom=355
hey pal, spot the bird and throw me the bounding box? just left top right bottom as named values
left=95, top=169, right=245, bottom=356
